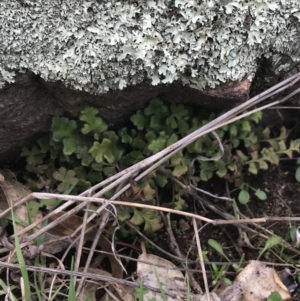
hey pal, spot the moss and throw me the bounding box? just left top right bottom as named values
left=0, top=0, right=300, bottom=93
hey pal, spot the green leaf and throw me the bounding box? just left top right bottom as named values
left=236, top=150, right=249, bottom=162
left=255, top=189, right=267, bottom=200
left=187, top=138, right=203, bottom=153
left=40, top=198, right=58, bottom=208
left=260, top=236, right=282, bottom=257
left=229, top=124, right=238, bottom=136
left=91, top=162, right=103, bottom=171
left=208, top=239, right=230, bottom=262
left=131, top=151, right=143, bottom=160
left=142, top=182, right=156, bottom=201
left=267, top=291, right=283, bottom=301
left=155, top=174, right=168, bottom=188
left=75, top=146, right=93, bottom=166
left=261, top=148, right=279, bottom=165
left=131, top=110, right=148, bottom=130
left=87, top=170, right=103, bottom=184
left=250, top=111, right=262, bottom=123
left=172, top=165, right=188, bottom=177
left=232, top=138, right=240, bottom=148
left=166, top=103, right=189, bottom=129
left=144, top=98, right=168, bottom=116
left=222, top=277, right=232, bottom=285
left=21, top=145, right=45, bottom=165
left=238, top=189, right=250, bottom=204
left=178, top=119, right=189, bottom=133
left=134, top=281, right=149, bottom=301
left=51, top=117, right=77, bottom=142
left=262, top=127, right=271, bottom=139
left=166, top=115, right=177, bottom=129
left=80, top=107, right=108, bottom=134
left=296, top=166, right=300, bottom=182
left=258, top=160, right=268, bottom=170
left=200, top=168, right=213, bottom=181
left=170, top=152, right=183, bottom=166
left=37, top=136, right=51, bottom=153
left=11, top=210, right=31, bottom=301
left=166, top=133, right=178, bottom=146
left=89, top=138, right=117, bottom=164
left=241, top=120, right=251, bottom=132
left=62, top=137, right=76, bottom=155
left=132, top=138, right=146, bottom=150
left=147, top=133, right=166, bottom=153
left=117, top=207, right=131, bottom=222
left=102, top=166, right=116, bottom=176
left=216, top=164, right=227, bottom=178
left=149, top=115, right=163, bottom=131
left=130, top=209, right=163, bottom=232
left=53, top=167, right=78, bottom=192
left=248, top=162, right=258, bottom=174
left=118, top=128, right=133, bottom=144
left=174, top=193, right=187, bottom=210
left=145, top=131, right=156, bottom=142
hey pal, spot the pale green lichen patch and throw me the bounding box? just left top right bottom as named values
left=0, top=0, right=300, bottom=93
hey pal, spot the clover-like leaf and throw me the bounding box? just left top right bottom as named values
left=146, top=132, right=167, bottom=154
left=142, top=182, right=156, bottom=201
left=170, top=151, right=183, bottom=166
left=178, top=119, right=189, bottom=133
left=166, top=133, right=178, bottom=146
left=229, top=124, right=238, bottom=136
left=87, top=170, right=103, bottom=184
left=117, top=207, right=132, bottom=222
left=242, top=119, right=251, bottom=132
left=130, top=208, right=163, bottom=232
left=144, top=98, right=168, bottom=116
left=172, top=165, right=188, bottom=177
left=37, top=136, right=51, bottom=153
left=132, top=138, right=146, bottom=150
left=166, top=103, right=189, bottom=129
left=80, top=107, right=108, bottom=135
left=200, top=168, right=214, bottom=181
left=248, top=162, right=258, bottom=174
left=89, top=131, right=122, bottom=163
left=53, top=167, right=78, bottom=192
left=187, top=138, right=203, bottom=153
left=216, top=163, right=227, bottom=178
left=155, top=174, right=168, bottom=188
left=149, top=115, right=164, bottom=131
left=118, top=128, right=133, bottom=144
left=89, top=138, right=116, bottom=164
left=120, top=151, right=144, bottom=166
left=103, top=166, right=117, bottom=177
left=250, top=111, right=262, bottom=123
left=62, top=137, right=76, bottom=155
left=131, top=110, right=148, bottom=130
left=51, top=117, right=77, bottom=142
left=21, top=145, right=45, bottom=165
left=75, top=146, right=93, bottom=166
left=174, top=193, right=187, bottom=210
left=261, top=148, right=279, bottom=165
left=236, top=150, right=249, bottom=162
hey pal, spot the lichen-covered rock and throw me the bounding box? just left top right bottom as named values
left=0, top=0, right=300, bottom=94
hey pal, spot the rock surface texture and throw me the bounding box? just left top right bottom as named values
left=0, top=0, right=300, bottom=165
